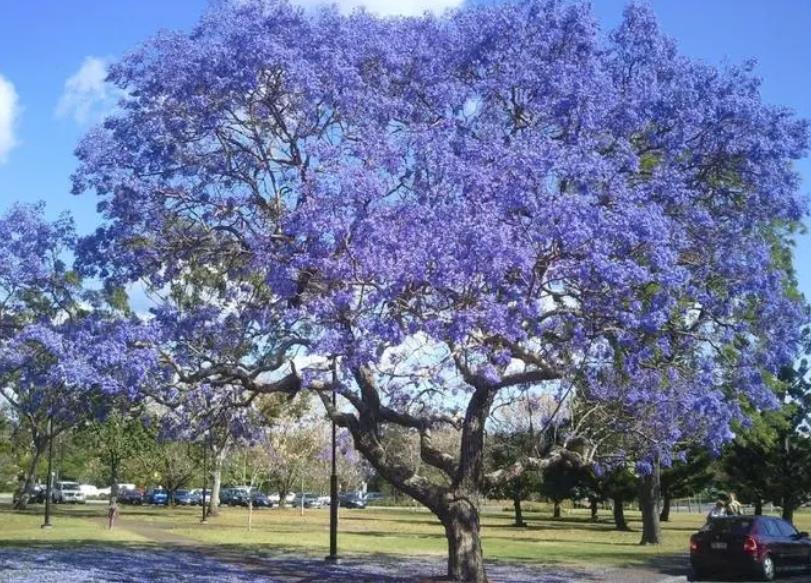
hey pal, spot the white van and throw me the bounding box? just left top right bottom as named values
left=55, top=481, right=86, bottom=504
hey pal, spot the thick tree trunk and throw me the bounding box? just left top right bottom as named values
left=781, top=502, right=795, bottom=524
left=207, top=447, right=227, bottom=517
left=512, top=493, right=526, bottom=527
left=612, top=496, right=630, bottom=531
left=14, top=447, right=43, bottom=510
left=552, top=500, right=561, bottom=519
left=754, top=499, right=763, bottom=516
left=638, top=473, right=662, bottom=545
left=659, top=493, right=671, bottom=522
left=440, top=498, right=487, bottom=583
left=589, top=496, right=599, bottom=521
left=110, top=459, right=120, bottom=501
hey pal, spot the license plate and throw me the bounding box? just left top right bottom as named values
left=711, top=542, right=727, bottom=550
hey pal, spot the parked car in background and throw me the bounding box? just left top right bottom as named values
left=220, top=487, right=248, bottom=506
left=187, top=489, right=203, bottom=505
left=55, top=481, right=86, bottom=504
left=291, top=493, right=323, bottom=509
left=339, top=492, right=367, bottom=509
left=78, top=484, right=99, bottom=499
left=264, top=492, right=294, bottom=506
left=26, top=484, right=52, bottom=504
left=117, top=488, right=143, bottom=505
left=247, top=491, right=273, bottom=508
left=145, top=488, right=169, bottom=506
left=690, top=515, right=811, bottom=580
left=98, top=483, right=137, bottom=499
left=363, top=492, right=385, bottom=504
left=173, top=489, right=196, bottom=505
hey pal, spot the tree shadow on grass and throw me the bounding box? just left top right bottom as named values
left=0, top=543, right=596, bottom=583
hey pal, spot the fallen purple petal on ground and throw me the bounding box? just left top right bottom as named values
left=0, top=547, right=597, bottom=583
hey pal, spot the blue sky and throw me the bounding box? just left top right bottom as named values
left=0, top=0, right=809, bottom=301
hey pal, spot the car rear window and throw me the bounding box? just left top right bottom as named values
left=759, top=519, right=781, bottom=537
left=703, top=518, right=753, bottom=534
left=775, top=520, right=797, bottom=537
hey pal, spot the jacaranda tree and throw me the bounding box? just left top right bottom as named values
left=72, top=1, right=808, bottom=580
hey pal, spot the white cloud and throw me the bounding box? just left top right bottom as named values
left=291, top=0, right=463, bottom=17
left=0, top=74, right=19, bottom=164
left=56, top=56, right=120, bottom=125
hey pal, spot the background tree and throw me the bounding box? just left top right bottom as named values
left=74, top=409, right=153, bottom=499
left=486, top=430, right=540, bottom=527
left=602, top=468, right=637, bottom=532
left=658, top=449, right=713, bottom=522
left=539, top=457, right=587, bottom=520
left=720, top=352, right=811, bottom=522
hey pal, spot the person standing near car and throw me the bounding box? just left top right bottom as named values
left=707, top=500, right=726, bottom=520
left=726, top=492, right=742, bottom=515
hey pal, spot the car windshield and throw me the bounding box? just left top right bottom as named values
left=702, top=517, right=753, bottom=534
left=176, top=490, right=188, bottom=495
left=61, top=483, right=80, bottom=490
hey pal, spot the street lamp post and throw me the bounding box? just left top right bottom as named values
left=41, top=416, right=54, bottom=529
left=325, top=367, right=339, bottom=563
left=201, top=430, right=209, bottom=524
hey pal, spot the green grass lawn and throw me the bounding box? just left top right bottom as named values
left=2, top=500, right=809, bottom=570
left=0, top=506, right=146, bottom=546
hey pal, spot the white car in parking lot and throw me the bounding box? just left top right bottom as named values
left=78, top=484, right=99, bottom=499
left=55, top=481, right=86, bottom=504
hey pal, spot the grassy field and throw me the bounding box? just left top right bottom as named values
left=2, top=500, right=809, bottom=569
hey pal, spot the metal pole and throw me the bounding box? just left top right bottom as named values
left=325, top=367, right=339, bottom=563
left=201, top=431, right=208, bottom=524
left=41, top=416, right=53, bottom=529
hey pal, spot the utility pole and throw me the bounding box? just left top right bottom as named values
left=325, top=359, right=340, bottom=563
left=201, top=430, right=209, bottom=524
left=41, top=416, right=54, bottom=529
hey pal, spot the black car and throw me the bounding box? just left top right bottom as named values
left=117, top=488, right=143, bottom=505
left=24, top=485, right=53, bottom=504
left=690, top=515, right=811, bottom=580
left=220, top=488, right=249, bottom=506
left=247, top=491, right=273, bottom=508
left=339, top=492, right=367, bottom=509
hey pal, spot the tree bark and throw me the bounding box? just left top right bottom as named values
left=589, top=496, right=599, bottom=521
left=512, top=493, right=526, bottom=527
left=207, top=447, right=227, bottom=517
left=440, top=497, right=487, bottom=583
left=754, top=499, right=763, bottom=516
left=552, top=500, right=561, bottom=519
left=659, top=493, right=671, bottom=522
left=781, top=502, right=795, bottom=524
left=612, top=496, right=630, bottom=531
left=110, top=458, right=120, bottom=501
left=14, top=446, right=43, bottom=510
left=638, top=472, right=662, bottom=545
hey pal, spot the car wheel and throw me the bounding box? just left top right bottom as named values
left=760, top=554, right=775, bottom=581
